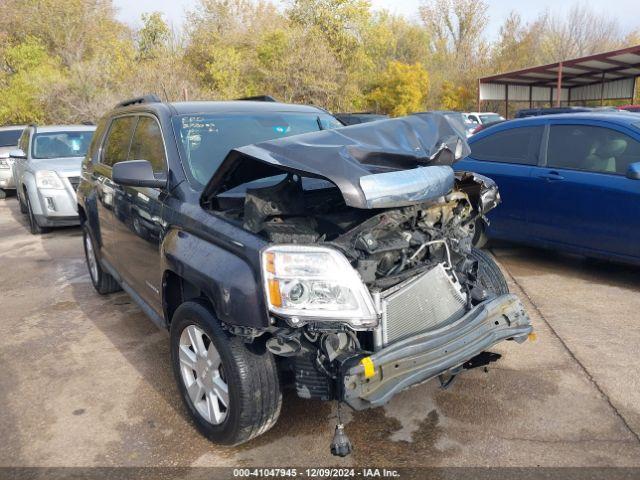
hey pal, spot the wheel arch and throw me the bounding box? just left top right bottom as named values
left=160, top=228, right=270, bottom=330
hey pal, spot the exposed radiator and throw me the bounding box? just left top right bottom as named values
left=376, top=263, right=467, bottom=348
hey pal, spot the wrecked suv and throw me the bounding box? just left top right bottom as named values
left=77, top=96, right=532, bottom=452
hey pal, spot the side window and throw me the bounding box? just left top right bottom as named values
left=547, top=125, right=640, bottom=175
left=86, top=121, right=107, bottom=162
left=471, top=126, right=543, bottom=165
left=19, top=130, right=30, bottom=154
left=101, top=116, right=136, bottom=167
left=128, top=116, right=166, bottom=173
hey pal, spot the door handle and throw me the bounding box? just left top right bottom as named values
left=537, top=172, right=565, bottom=182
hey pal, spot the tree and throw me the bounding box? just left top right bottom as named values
left=138, top=12, right=171, bottom=60
left=0, top=37, right=63, bottom=124
left=366, top=61, right=430, bottom=116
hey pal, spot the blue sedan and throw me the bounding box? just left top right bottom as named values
left=456, top=113, right=640, bottom=265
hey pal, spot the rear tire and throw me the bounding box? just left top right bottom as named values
left=470, top=247, right=509, bottom=295
left=0, top=189, right=6, bottom=200
left=82, top=224, right=121, bottom=294
left=170, top=300, right=282, bottom=446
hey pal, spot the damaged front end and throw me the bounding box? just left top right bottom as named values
left=202, top=112, right=531, bottom=411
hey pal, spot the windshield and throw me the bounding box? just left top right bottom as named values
left=0, top=129, right=23, bottom=147
left=480, top=114, right=504, bottom=124
left=173, top=112, right=343, bottom=188
left=32, top=131, right=94, bottom=159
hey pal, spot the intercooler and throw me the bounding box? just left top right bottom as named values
left=375, top=263, right=467, bottom=348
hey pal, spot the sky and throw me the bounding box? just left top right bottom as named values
left=113, top=0, right=639, bottom=41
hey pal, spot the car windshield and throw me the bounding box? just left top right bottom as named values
left=0, top=129, right=23, bottom=147
left=32, top=131, right=94, bottom=159
left=173, top=112, right=343, bottom=188
left=480, top=114, right=504, bottom=124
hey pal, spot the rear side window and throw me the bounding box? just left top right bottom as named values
left=101, top=116, right=136, bottom=167
left=471, top=126, right=543, bottom=165
left=19, top=130, right=30, bottom=153
left=547, top=124, right=640, bottom=175
left=0, top=129, right=23, bottom=147
left=128, top=116, right=166, bottom=173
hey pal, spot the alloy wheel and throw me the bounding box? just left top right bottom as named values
left=178, top=325, right=229, bottom=425
left=84, top=233, right=99, bottom=284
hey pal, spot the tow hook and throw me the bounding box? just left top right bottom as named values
left=330, top=401, right=353, bottom=457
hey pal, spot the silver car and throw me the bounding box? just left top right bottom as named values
left=11, top=125, right=96, bottom=234
left=0, top=125, right=26, bottom=197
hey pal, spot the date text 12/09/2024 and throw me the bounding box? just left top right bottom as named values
left=233, top=468, right=401, bottom=478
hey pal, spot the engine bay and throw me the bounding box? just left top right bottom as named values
left=221, top=171, right=496, bottom=305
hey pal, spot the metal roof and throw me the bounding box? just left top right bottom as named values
left=168, top=101, right=325, bottom=115
left=479, top=45, right=640, bottom=105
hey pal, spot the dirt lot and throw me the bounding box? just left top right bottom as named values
left=1, top=195, right=639, bottom=468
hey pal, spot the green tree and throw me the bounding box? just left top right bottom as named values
left=366, top=61, right=430, bottom=116
left=138, top=12, right=171, bottom=60
left=0, top=37, right=64, bottom=124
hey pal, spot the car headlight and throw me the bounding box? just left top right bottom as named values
left=0, top=158, right=10, bottom=169
left=35, top=170, right=65, bottom=190
left=261, top=245, right=377, bottom=328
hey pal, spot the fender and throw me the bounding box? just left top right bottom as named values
left=161, top=228, right=269, bottom=329
left=22, top=173, right=44, bottom=216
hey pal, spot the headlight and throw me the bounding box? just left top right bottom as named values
left=35, top=170, right=65, bottom=190
left=261, top=245, right=377, bottom=328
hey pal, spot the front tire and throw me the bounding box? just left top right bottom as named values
left=18, top=188, right=27, bottom=213
left=470, top=247, right=509, bottom=295
left=82, top=224, right=121, bottom=294
left=170, top=300, right=282, bottom=446
left=25, top=192, right=48, bottom=235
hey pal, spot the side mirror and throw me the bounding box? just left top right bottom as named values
left=626, top=162, right=640, bottom=180
left=112, top=160, right=167, bottom=188
left=9, top=149, right=26, bottom=159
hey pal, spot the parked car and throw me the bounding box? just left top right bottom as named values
left=514, top=106, right=593, bottom=118
left=618, top=105, right=640, bottom=113
left=464, top=112, right=505, bottom=125
left=456, top=113, right=640, bottom=265
left=471, top=119, right=506, bottom=135
left=334, top=112, right=389, bottom=125
left=11, top=125, right=96, bottom=234
left=0, top=125, right=26, bottom=198
left=77, top=96, right=532, bottom=453
left=438, top=111, right=477, bottom=137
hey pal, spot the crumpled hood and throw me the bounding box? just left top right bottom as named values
left=201, top=112, right=471, bottom=210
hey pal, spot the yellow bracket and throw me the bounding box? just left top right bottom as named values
left=360, top=356, right=376, bottom=378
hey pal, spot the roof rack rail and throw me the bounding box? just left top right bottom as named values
left=236, top=95, right=277, bottom=102
left=116, top=94, right=162, bottom=108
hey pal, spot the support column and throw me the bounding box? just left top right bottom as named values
left=505, top=84, right=509, bottom=119
left=556, top=62, right=563, bottom=107
left=477, top=79, right=481, bottom=112
left=529, top=85, right=533, bottom=109
left=600, top=72, right=605, bottom=106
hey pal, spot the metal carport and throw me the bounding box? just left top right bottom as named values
left=478, top=45, right=640, bottom=116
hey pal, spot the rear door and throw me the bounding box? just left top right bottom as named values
left=463, top=124, right=544, bottom=240
left=112, top=114, right=168, bottom=313
left=95, top=115, right=137, bottom=266
left=530, top=121, right=640, bottom=260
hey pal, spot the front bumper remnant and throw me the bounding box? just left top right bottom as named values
left=341, top=294, right=532, bottom=410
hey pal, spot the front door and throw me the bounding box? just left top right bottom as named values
left=530, top=122, right=640, bottom=260
left=95, top=116, right=137, bottom=267
left=111, top=115, right=168, bottom=313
